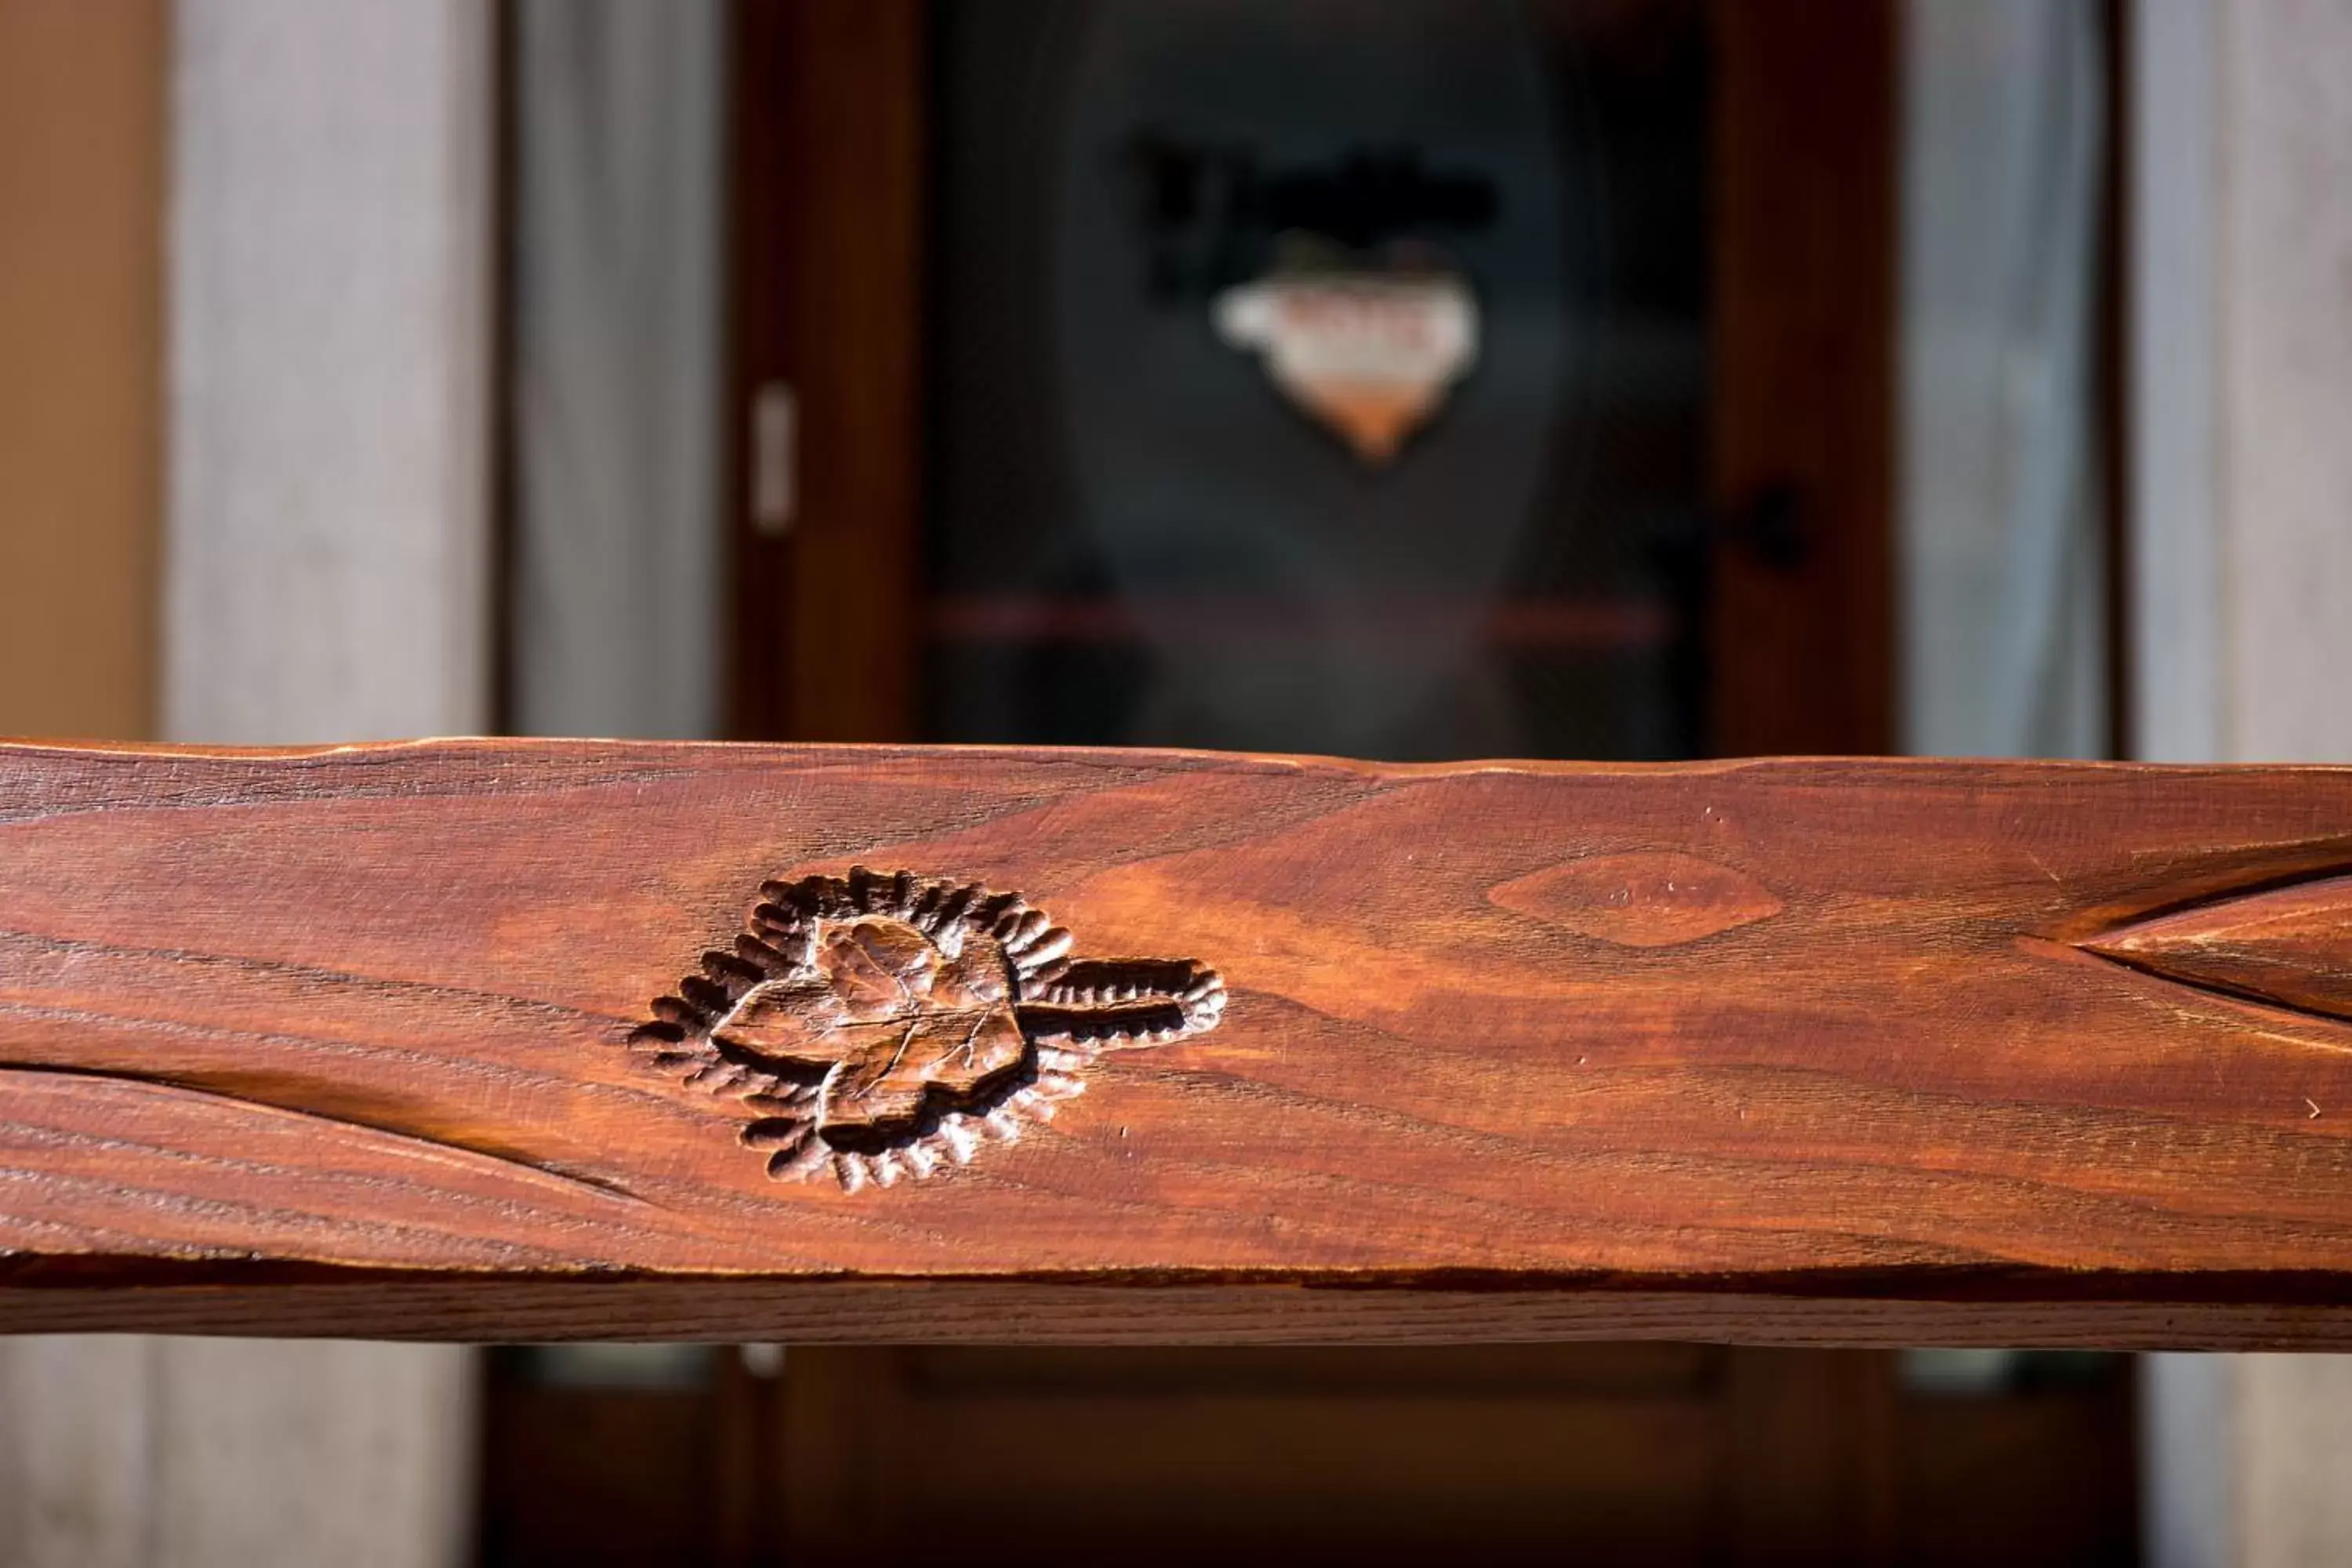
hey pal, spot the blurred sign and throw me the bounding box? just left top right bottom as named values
left=1213, top=266, right=1478, bottom=466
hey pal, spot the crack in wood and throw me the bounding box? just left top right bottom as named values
left=2078, top=871, right=2352, bottom=1026
left=0, top=1061, right=653, bottom=1207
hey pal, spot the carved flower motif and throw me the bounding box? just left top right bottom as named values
left=631, top=867, right=1225, bottom=1190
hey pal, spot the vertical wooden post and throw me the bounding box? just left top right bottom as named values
left=726, top=0, right=925, bottom=742
left=1709, top=0, right=1897, bottom=756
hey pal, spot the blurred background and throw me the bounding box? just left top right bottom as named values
left=1, top=0, right=2348, bottom=1564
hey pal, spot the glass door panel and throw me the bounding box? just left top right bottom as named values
left=925, top=0, right=1708, bottom=760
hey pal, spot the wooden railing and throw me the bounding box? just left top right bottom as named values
left=2, top=738, right=2350, bottom=1345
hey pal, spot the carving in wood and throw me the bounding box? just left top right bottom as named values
left=2080, top=872, right=2352, bottom=1025
left=630, top=867, right=1225, bottom=1190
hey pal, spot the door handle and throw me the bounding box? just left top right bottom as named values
left=751, top=380, right=798, bottom=538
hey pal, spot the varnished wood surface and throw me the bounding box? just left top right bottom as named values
left=5, top=739, right=2352, bottom=1345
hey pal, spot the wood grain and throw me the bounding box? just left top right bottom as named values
left=4, top=739, right=2352, bottom=1345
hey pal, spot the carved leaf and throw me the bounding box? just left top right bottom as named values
left=711, top=919, right=1029, bottom=1133
left=2081, top=873, right=2352, bottom=1023
left=631, top=869, right=1225, bottom=1189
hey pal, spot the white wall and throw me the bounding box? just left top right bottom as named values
left=165, top=0, right=492, bottom=742
left=2134, top=2, right=2352, bottom=1564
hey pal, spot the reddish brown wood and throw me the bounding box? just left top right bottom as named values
left=4, top=739, right=2352, bottom=1345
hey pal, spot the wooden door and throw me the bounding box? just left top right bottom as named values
left=723, top=0, right=1895, bottom=758
left=711, top=3, right=1947, bottom=1563
left=680, top=2, right=2140, bottom=1563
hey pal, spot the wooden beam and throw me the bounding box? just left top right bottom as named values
left=5, top=739, right=2352, bottom=1346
